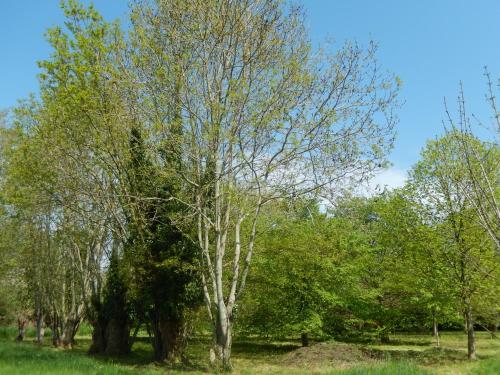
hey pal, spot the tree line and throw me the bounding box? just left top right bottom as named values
left=0, top=0, right=497, bottom=371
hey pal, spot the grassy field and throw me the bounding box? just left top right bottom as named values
left=0, top=330, right=498, bottom=374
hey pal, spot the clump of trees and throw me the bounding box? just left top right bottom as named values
left=0, top=0, right=497, bottom=371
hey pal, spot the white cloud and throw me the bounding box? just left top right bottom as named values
left=372, top=167, right=408, bottom=189
left=360, top=167, right=408, bottom=196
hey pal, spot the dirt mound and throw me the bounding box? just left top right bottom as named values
left=281, top=341, right=373, bottom=367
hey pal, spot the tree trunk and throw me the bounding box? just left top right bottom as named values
left=34, top=289, right=44, bottom=344
left=61, top=318, right=79, bottom=349
left=35, top=314, right=45, bottom=344
left=433, top=315, right=440, bottom=348
left=88, top=317, right=107, bottom=354
left=465, top=304, right=476, bottom=360
left=89, top=314, right=130, bottom=355
left=51, top=314, right=62, bottom=347
left=490, top=313, right=498, bottom=339
left=210, top=315, right=232, bottom=371
left=151, top=312, right=185, bottom=362
left=152, top=316, right=167, bottom=362
left=379, top=327, right=390, bottom=344
left=104, top=318, right=130, bottom=355
left=301, top=332, right=309, bottom=347
left=15, top=318, right=27, bottom=342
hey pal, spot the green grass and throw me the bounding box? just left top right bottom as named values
left=333, top=362, right=430, bottom=374
left=0, top=325, right=54, bottom=340
left=0, top=331, right=498, bottom=374
left=0, top=340, right=159, bottom=375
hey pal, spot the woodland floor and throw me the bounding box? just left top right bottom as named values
left=0, top=330, right=498, bottom=374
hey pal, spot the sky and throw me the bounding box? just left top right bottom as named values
left=1, top=0, right=499, bottom=190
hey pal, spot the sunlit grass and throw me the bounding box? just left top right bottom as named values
left=0, top=330, right=498, bottom=374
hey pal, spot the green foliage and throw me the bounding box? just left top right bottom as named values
left=239, top=200, right=371, bottom=339
left=0, top=0, right=497, bottom=371
left=125, top=126, right=202, bottom=327
left=102, top=251, right=129, bottom=326
left=409, top=133, right=499, bottom=325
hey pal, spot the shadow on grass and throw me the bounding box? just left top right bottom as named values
left=364, top=347, right=471, bottom=365
left=3, top=332, right=496, bottom=373
left=334, top=332, right=434, bottom=347
left=83, top=337, right=209, bottom=373
left=232, top=340, right=300, bottom=359
left=0, top=337, right=208, bottom=373
left=382, top=339, right=433, bottom=347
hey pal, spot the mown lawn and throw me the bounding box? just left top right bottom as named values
left=0, top=330, right=498, bottom=374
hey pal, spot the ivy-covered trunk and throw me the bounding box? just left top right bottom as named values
left=89, top=251, right=130, bottom=356
left=88, top=313, right=106, bottom=354
left=151, top=309, right=186, bottom=362
left=104, top=317, right=130, bottom=355
left=89, top=314, right=130, bottom=355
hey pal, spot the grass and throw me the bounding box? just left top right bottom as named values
left=0, top=330, right=498, bottom=374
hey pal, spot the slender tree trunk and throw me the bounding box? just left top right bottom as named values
left=35, top=314, right=45, bottom=344
left=491, top=312, right=499, bottom=339
left=465, top=303, right=476, bottom=360
left=379, top=326, right=390, bottom=344
left=301, top=332, right=309, bottom=347
left=51, top=313, right=62, bottom=347
left=151, top=314, right=167, bottom=362
left=433, top=315, right=440, bottom=348
left=34, top=289, right=44, bottom=343
left=15, top=318, right=27, bottom=342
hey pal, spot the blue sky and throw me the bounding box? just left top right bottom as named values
left=1, top=0, right=499, bottom=188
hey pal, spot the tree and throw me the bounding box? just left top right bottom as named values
left=1, top=0, right=128, bottom=349
left=365, top=190, right=459, bottom=346
left=240, top=201, right=356, bottom=346
left=128, top=0, right=399, bottom=368
left=89, top=249, right=130, bottom=355
left=442, top=72, right=500, bottom=253
left=125, top=127, right=202, bottom=362
left=410, top=133, right=499, bottom=360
